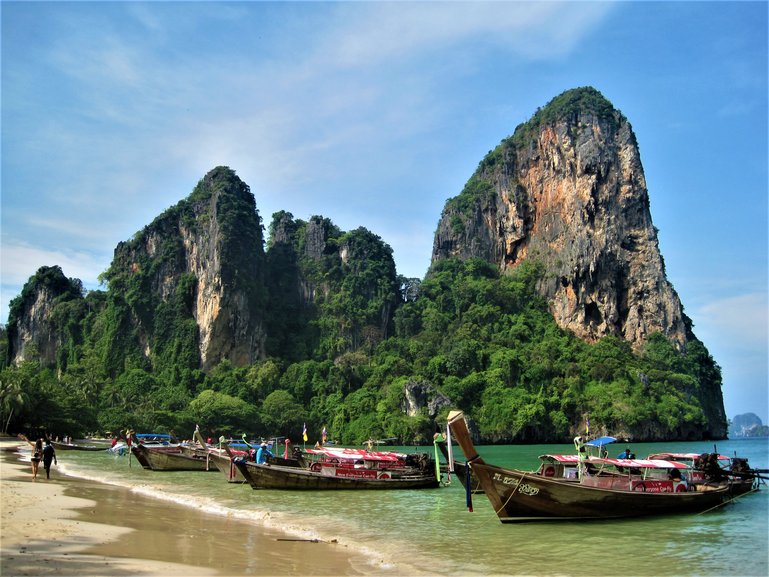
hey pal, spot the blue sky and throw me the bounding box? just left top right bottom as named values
left=2, top=2, right=767, bottom=423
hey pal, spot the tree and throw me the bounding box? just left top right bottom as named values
left=260, top=390, right=306, bottom=439
left=188, top=390, right=259, bottom=437
left=0, top=379, right=27, bottom=433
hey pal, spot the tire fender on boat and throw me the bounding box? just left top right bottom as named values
left=675, top=483, right=686, bottom=492
left=310, top=463, right=321, bottom=472
left=543, top=465, right=555, bottom=477
left=378, top=472, right=390, bottom=479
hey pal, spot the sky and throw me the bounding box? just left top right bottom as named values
left=2, top=1, right=767, bottom=423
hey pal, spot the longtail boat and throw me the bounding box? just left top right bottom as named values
left=51, top=440, right=107, bottom=452
left=126, top=433, right=181, bottom=469
left=131, top=443, right=218, bottom=471
left=191, top=430, right=303, bottom=482
left=234, top=446, right=440, bottom=490
left=447, top=410, right=730, bottom=522
left=439, top=435, right=617, bottom=495
left=647, top=451, right=764, bottom=495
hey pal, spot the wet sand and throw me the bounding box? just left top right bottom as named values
left=0, top=439, right=381, bottom=576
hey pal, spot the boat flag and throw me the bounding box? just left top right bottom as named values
left=321, top=426, right=327, bottom=444
left=303, top=423, right=308, bottom=442
left=586, top=415, right=590, bottom=437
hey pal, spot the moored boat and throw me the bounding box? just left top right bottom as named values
left=51, top=440, right=107, bottom=452
left=439, top=434, right=617, bottom=494
left=132, top=443, right=218, bottom=471
left=647, top=451, right=763, bottom=495
left=127, top=433, right=181, bottom=469
left=447, top=410, right=730, bottom=522
left=234, top=446, right=440, bottom=490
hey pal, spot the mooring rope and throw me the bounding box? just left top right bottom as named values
left=696, top=486, right=761, bottom=516
left=496, top=470, right=527, bottom=516
left=465, top=460, right=473, bottom=512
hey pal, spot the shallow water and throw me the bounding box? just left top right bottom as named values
left=16, top=438, right=769, bottom=576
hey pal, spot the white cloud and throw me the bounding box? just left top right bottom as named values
left=320, top=2, right=614, bottom=67
left=1, top=241, right=107, bottom=288
left=1, top=241, right=109, bottom=324
left=694, top=292, right=768, bottom=352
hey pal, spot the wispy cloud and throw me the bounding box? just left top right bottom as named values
left=694, top=293, right=768, bottom=354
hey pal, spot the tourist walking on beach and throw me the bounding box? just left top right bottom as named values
left=42, top=439, right=57, bottom=479
left=31, top=438, right=43, bottom=480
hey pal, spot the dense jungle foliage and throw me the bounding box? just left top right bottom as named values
left=0, top=256, right=721, bottom=445
left=0, top=90, right=724, bottom=444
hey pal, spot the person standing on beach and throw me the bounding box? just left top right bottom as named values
left=42, top=439, right=57, bottom=479
left=31, top=438, right=43, bottom=480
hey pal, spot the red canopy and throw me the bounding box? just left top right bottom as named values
left=304, top=447, right=405, bottom=462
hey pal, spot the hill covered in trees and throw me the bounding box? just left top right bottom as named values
left=0, top=88, right=727, bottom=443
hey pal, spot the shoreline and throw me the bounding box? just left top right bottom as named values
left=0, top=439, right=384, bottom=576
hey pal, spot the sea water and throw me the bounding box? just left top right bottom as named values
left=15, top=438, right=769, bottom=576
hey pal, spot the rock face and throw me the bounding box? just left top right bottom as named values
left=432, top=87, right=687, bottom=350
left=402, top=379, right=452, bottom=419
left=107, top=166, right=267, bottom=371
left=266, top=213, right=399, bottom=356
left=7, top=265, right=84, bottom=369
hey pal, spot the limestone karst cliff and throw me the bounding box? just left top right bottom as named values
left=265, top=212, right=400, bottom=359
left=431, top=86, right=726, bottom=437
left=3, top=88, right=727, bottom=442
left=433, top=87, right=687, bottom=351
left=6, top=265, right=85, bottom=369
left=105, top=166, right=267, bottom=372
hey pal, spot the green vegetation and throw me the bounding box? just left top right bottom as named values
left=1, top=255, right=721, bottom=444
left=510, top=86, right=623, bottom=151
left=1, top=164, right=724, bottom=443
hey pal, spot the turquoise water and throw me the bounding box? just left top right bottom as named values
left=12, top=438, right=769, bottom=576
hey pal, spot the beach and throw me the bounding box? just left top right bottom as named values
left=0, top=439, right=377, bottom=576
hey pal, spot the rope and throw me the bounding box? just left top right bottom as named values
left=696, top=486, right=760, bottom=516
left=496, top=470, right=527, bottom=516
left=465, top=461, right=473, bottom=512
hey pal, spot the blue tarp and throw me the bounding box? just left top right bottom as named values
left=585, top=436, right=617, bottom=447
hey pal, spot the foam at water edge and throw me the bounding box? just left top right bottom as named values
left=51, top=460, right=424, bottom=575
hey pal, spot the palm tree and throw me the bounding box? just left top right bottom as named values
left=0, top=379, right=27, bottom=434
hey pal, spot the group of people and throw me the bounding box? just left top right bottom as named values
left=30, top=438, right=57, bottom=480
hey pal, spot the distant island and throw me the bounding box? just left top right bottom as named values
left=729, top=413, right=769, bottom=438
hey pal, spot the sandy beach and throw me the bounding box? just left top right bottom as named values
left=0, top=438, right=382, bottom=576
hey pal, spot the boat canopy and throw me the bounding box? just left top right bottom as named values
left=594, top=457, right=689, bottom=469
left=647, top=452, right=730, bottom=462
left=539, top=454, right=581, bottom=463
left=305, top=447, right=405, bottom=462
left=585, top=436, right=617, bottom=447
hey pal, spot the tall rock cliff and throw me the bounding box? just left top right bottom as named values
left=7, top=266, right=85, bottom=369
left=433, top=87, right=687, bottom=350
left=266, top=212, right=400, bottom=359
left=105, top=166, right=266, bottom=372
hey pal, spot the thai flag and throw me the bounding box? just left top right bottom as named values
left=303, top=423, right=308, bottom=442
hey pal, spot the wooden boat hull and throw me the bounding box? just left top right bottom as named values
left=471, top=461, right=728, bottom=522
left=447, top=410, right=730, bottom=522
left=209, top=451, right=247, bottom=483
left=130, top=444, right=180, bottom=469
left=437, top=441, right=483, bottom=493
left=132, top=444, right=216, bottom=472
left=51, top=441, right=106, bottom=452
left=235, top=459, right=440, bottom=490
